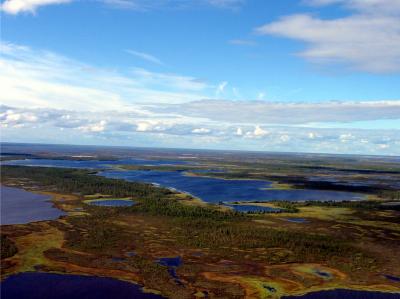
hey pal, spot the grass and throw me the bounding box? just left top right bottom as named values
left=2, top=165, right=399, bottom=298
left=12, top=224, right=64, bottom=272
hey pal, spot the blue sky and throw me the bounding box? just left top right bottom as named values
left=1, top=0, right=400, bottom=155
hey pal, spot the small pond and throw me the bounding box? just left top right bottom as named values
left=0, top=272, right=164, bottom=299
left=156, top=256, right=183, bottom=285
left=224, top=203, right=282, bottom=213
left=281, top=218, right=309, bottom=223
left=384, top=275, right=400, bottom=282
left=1, top=186, right=66, bottom=225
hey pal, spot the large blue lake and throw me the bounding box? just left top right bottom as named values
left=0, top=272, right=163, bottom=299
left=3, top=159, right=365, bottom=208
left=0, top=186, right=66, bottom=225
left=100, top=169, right=365, bottom=204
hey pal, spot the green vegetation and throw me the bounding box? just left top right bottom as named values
left=1, top=235, right=18, bottom=259
left=1, top=162, right=399, bottom=298
left=1, top=165, right=171, bottom=199
left=2, top=165, right=370, bottom=264
left=174, top=218, right=370, bottom=266
left=300, top=200, right=400, bottom=211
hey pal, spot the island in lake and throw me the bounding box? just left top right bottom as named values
left=1, top=143, right=400, bottom=298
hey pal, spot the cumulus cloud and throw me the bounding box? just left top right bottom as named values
left=235, top=127, right=243, bottom=136
left=1, top=0, right=72, bottom=14
left=1, top=42, right=399, bottom=155
left=0, top=108, right=38, bottom=128
left=253, top=125, right=269, bottom=137
left=2, top=105, right=399, bottom=155
left=256, top=0, right=400, bottom=73
left=192, top=128, right=211, bottom=134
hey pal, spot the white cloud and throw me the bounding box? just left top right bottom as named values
left=131, top=68, right=209, bottom=92
left=192, top=128, right=211, bottom=134
left=136, top=121, right=158, bottom=132
left=256, top=0, right=400, bottom=73
left=155, top=99, right=400, bottom=125
left=1, top=42, right=399, bottom=155
left=308, top=132, right=318, bottom=139
left=1, top=0, right=72, bottom=14
left=0, top=109, right=38, bottom=128
left=125, top=49, right=163, bottom=65
left=0, top=42, right=212, bottom=112
left=78, top=120, right=107, bottom=133
left=279, top=134, right=290, bottom=142
left=254, top=125, right=268, bottom=136
left=216, top=81, right=228, bottom=97
left=2, top=105, right=399, bottom=155
left=244, top=125, right=269, bottom=138
left=339, top=133, right=354, bottom=143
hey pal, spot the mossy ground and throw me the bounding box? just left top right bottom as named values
left=1, top=171, right=399, bottom=298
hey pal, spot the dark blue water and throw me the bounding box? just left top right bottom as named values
left=282, top=218, right=309, bottom=223
left=157, top=256, right=182, bottom=267
left=282, top=289, right=400, bottom=298
left=0, top=272, right=163, bottom=299
left=314, top=269, right=331, bottom=278
left=3, top=159, right=366, bottom=207
left=156, top=257, right=183, bottom=285
left=86, top=199, right=135, bottom=207
left=1, top=186, right=66, bottom=225
left=224, top=204, right=282, bottom=213
left=384, top=275, right=400, bottom=282
left=3, top=158, right=189, bottom=169
left=99, top=170, right=365, bottom=204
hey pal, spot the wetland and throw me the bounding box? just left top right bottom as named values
left=1, top=144, right=399, bottom=298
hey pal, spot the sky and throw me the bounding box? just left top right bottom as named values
left=1, top=0, right=400, bottom=155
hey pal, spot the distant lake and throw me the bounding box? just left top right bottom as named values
left=3, top=158, right=189, bottom=169
left=282, top=289, right=400, bottom=299
left=0, top=186, right=66, bottom=225
left=0, top=272, right=164, bottom=299
left=100, top=170, right=365, bottom=205
left=3, top=158, right=365, bottom=208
